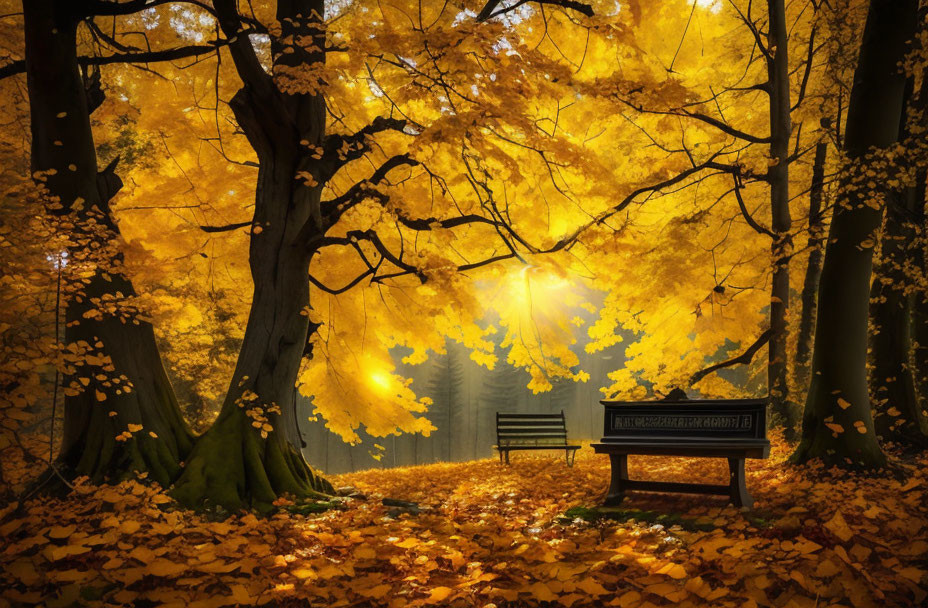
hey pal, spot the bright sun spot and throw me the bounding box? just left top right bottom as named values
left=368, top=371, right=391, bottom=390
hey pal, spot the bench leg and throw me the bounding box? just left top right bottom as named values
left=604, top=454, right=628, bottom=506
left=728, top=457, right=753, bottom=508
left=504, top=450, right=510, bottom=465
left=565, top=449, right=577, bottom=468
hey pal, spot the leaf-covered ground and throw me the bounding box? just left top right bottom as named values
left=1, top=434, right=927, bottom=607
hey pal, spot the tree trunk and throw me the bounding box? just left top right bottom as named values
left=870, top=170, right=927, bottom=448
left=24, top=0, right=192, bottom=487
left=792, top=0, right=918, bottom=467
left=171, top=0, right=333, bottom=510
left=872, top=66, right=928, bottom=448
left=793, top=138, right=828, bottom=397
left=766, top=0, right=796, bottom=434
left=171, top=142, right=333, bottom=511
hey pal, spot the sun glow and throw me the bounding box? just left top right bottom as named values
left=368, top=371, right=391, bottom=391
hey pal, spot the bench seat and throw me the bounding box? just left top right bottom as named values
left=495, top=411, right=579, bottom=466
left=595, top=398, right=770, bottom=508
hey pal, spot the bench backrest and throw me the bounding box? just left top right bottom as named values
left=496, top=411, right=569, bottom=447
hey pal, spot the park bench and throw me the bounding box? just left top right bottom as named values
left=592, top=398, right=770, bottom=508
left=495, top=410, right=581, bottom=467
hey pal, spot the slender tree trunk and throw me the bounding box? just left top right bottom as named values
left=766, top=0, right=796, bottom=434
left=792, top=0, right=918, bottom=467
left=794, top=137, right=829, bottom=396
left=24, top=0, right=192, bottom=487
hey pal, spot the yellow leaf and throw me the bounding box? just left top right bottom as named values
left=360, top=584, right=391, bottom=599
left=576, top=578, right=609, bottom=595
left=95, top=390, right=106, bottom=402
left=292, top=567, right=314, bottom=579
left=898, top=567, right=926, bottom=583
left=147, top=558, right=186, bottom=577
left=655, top=562, right=687, bottom=579
left=528, top=582, right=557, bottom=602
left=354, top=545, right=377, bottom=560
left=837, top=397, right=851, bottom=409
left=47, top=525, right=76, bottom=539
left=824, top=510, right=854, bottom=543
left=426, top=586, right=454, bottom=603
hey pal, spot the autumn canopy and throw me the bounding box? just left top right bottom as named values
left=0, top=0, right=927, bottom=606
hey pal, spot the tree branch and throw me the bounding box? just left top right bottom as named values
left=477, top=0, right=594, bottom=21
left=688, top=329, right=772, bottom=386
left=198, top=221, right=250, bottom=233
left=0, top=43, right=226, bottom=80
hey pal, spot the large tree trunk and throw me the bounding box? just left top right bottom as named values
left=793, top=137, right=828, bottom=398
left=792, top=0, right=918, bottom=467
left=171, top=0, right=333, bottom=510
left=915, top=253, right=928, bottom=412
left=870, top=175, right=927, bottom=448
left=766, top=0, right=796, bottom=434
left=872, top=67, right=928, bottom=448
left=170, top=210, right=332, bottom=510
left=24, top=0, right=192, bottom=487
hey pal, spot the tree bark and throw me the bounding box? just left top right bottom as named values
left=793, top=137, right=828, bottom=397
left=870, top=175, right=927, bottom=448
left=24, top=0, right=193, bottom=487
left=171, top=0, right=333, bottom=510
left=792, top=0, right=918, bottom=467
left=871, top=69, right=928, bottom=448
left=766, top=0, right=796, bottom=434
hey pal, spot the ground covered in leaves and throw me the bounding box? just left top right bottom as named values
left=1, top=435, right=927, bottom=607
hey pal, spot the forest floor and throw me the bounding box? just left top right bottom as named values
left=1, top=434, right=927, bottom=608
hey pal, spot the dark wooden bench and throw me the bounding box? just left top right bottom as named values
left=495, top=411, right=580, bottom=467
left=592, top=398, right=770, bottom=508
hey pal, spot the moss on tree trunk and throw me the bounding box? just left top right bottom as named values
left=24, top=0, right=193, bottom=487
left=171, top=1, right=334, bottom=507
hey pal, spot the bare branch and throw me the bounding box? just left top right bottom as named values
left=0, top=43, right=226, bottom=80
left=477, top=0, right=593, bottom=21
left=688, top=329, right=772, bottom=386
left=198, top=221, right=250, bottom=233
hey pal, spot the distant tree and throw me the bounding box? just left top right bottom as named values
left=426, top=342, right=465, bottom=461
left=481, top=356, right=525, bottom=451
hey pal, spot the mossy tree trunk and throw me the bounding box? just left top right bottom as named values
left=24, top=0, right=193, bottom=487
left=792, top=0, right=918, bottom=467
left=171, top=0, right=336, bottom=511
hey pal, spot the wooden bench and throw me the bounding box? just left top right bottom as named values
left=592, top=398, right=770, bottom=508
left=495, top=411, right=580, bottom=467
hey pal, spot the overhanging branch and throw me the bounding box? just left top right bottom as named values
left=477, top=0, right=594, bottom=21
left=0, top=43, right=226, bottom=80
left=688, top=329, right=772, bottom=386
